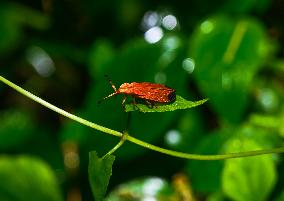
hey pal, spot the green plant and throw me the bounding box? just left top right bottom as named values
left=1, top=75, right=283, bottom=200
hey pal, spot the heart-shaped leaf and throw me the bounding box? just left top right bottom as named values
left=88, top=151, right=115, bottom=201
left=125, top=95, right=208, bottom=113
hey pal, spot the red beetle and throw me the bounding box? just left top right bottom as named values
left=99, top=76, right=176, bottom=108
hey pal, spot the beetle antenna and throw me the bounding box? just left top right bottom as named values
left=98, top=75, right=119, bottom=105
left=104, top=75, right=117, bottom=91
left=97, top=92, right=117, bottom=105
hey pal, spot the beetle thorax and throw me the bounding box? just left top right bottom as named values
left=118, top=83, right=132, bottom=93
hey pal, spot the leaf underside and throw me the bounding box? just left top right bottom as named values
left=125, top=95, right=208, bottom=113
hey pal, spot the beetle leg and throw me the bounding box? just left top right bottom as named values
left=122, top=97, right=141, bottom=112
left=122, top=96, right=127, bottom=110
left=129, top=98, right=143, bottom=113
left=131, top=98, right=140, bottom=112
left=145, top=100, right=154, bottom=108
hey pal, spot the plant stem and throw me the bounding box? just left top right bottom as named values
left=103, top=131, right=129, bottom=158
left=1, top=75, right=284, bottom=160
left=0, top=76, right=121, bottom=138
left=126, top=135, right=284, bottom=160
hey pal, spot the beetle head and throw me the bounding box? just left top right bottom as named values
left=118, top=83, right=131, bottom=93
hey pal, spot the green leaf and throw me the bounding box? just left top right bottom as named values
left=88, top=151, right=115, bottom=201
left=125, top=95, right=208, bottom=113
left=190, top=15, right=272, bottom=123
left=222, top=137, right=276, bottom=201
left=0, top=156, right=63, bottom=201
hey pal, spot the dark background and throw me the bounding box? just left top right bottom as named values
left=1, top=0, right=284, bottom=201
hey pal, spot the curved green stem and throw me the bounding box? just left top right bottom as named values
left=1, top=75, right=284, bottom=160
left=103, top=131, right=129, bottom=158
left=0, top=76, right=121, bottom=138
left=126, top=135, right=284, bottom=160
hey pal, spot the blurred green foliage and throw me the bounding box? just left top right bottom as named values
left=1, top=0, right=284, bottom=201
left=222, top=137, right=276, bottom=201
left=0, top=110, right=35, bottom=149
left=0, top=156, right=63, bottom=201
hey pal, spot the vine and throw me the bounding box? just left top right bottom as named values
left=1, top=75, right=284, bottom=160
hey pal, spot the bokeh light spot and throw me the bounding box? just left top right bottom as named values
left=142, top=178, right=165, bottom=196
left=165, top=130, right=181, bottom=145
left=182, top=58, right=195, bottom=74
left=200, top=20, right=214, bottom=34
left=144, top=26, right=164, bottom=44
left=26, top=46, right=55, bottom=77
left=154, top=72, right=167, bottom=84
left=258, top=88, right=278, bottom=112
left=163, top=36, right=180, bottom=50
left=162, top=14, right=177, bottom=30
left=142, top=11, right=160, bottom=29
